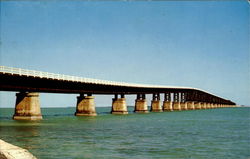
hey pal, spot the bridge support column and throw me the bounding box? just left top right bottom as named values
left=206, top=103, right=210, bottom=109
left=201, top=102, right=206, bottom=109
left=173, top=93, right=181, bottom=111
left=151, top=93, right=162, bottom=112
left=134, top=94, right=148, bottom=113
left=194, top=102, right=201, bottom=109
left=208, top=103, right=212, bottom=109
left=180, top=102, right=188, bottom=110
left=212, top=103, right=215, bottom=109
left=180, top=93, right=187, bottom=110
left=75, top=94, right=97, bottom=116
left=163, top=101, right=173, bottom=111
left=13, top=92, right=42, bottom=120
left=112, top=94, right=128, bottom=114
left=173, top=102, right=181, bottom=111
left=163, top=93, right=173, bottom=111
left=215, top=104, right=218, bottom=108
left=187, top=101, right=195, bottom=110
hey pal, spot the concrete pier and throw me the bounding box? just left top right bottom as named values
left=163, top=101, right=173, bottom=111
left=134, top=94, right=148, bottom=113
left=201, top=102, right=206, bottom=109
left=151, top=100, right=162, bottom=112
left=173, top=102, right=181, bottom=111
left=187, top=101, right=195, bottom=110
left=180, top=102, right=188, bottom=110
left=194, top=102, right=201, bottom=110
left=75, top=94, right=97, bottom=116
left=163, top=93, right=173, bottom=111
left=111, top=94, right=128, bottom=114
left=13, top=92, right=42, bottom=120
left=206, top=103, right=210, bottom=109
left=180, top=93, right=187, bottom=110
left=151, top=93, right=162, bottom=112
left=212, top=103, right=215, bottom=109
left=208, top=103, right=212, bottom=109
left=173, top=92, right=181, bottom=111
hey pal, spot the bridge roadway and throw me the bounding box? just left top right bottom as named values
left=0, top=66, right=236, bottom=120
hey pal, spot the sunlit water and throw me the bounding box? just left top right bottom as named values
left=0, top=107, right=249, bottom=159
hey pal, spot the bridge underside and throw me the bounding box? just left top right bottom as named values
left=0, top=71, right=236, bottom=121
left=0, top=73, right=235, bottom=105
left=0, top=73, right=193, bottom=94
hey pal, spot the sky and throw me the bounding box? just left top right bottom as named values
left=0, top=0, right=249, bottom=108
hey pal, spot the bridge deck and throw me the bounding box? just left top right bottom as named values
left=0, top=66, right=235, bottom=105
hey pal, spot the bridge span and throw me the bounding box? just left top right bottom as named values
left=0, top=66, right=236, bottom=120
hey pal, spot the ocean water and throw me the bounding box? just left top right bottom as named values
left=0, top=107, right=249, bottom=159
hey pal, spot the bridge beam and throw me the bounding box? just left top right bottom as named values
left=134, top=94, right=148, bottom=113
left=151, top=93, right=162, bottom=112
left=75, top=94, right=97, bottom=116
left=13, top=92, right=42, bottom=120
left=111, top=94, right=128, bottom=114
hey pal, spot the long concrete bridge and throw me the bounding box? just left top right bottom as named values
left=0, top=66, right=236, bottom=120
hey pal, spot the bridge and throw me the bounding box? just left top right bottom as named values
left=0, top=66, right=236, bottom=120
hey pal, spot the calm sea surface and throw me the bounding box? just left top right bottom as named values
left=0, top=107, right=249, bottom=159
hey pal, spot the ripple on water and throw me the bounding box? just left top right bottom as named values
left=0, top=107, right=249, bottom=159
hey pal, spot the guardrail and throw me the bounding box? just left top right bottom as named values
left=0, top=66, right=230, bottom=100
left=0, top=66, right=153, bottom=87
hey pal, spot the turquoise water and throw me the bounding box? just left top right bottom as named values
left=0, top=107, right=249, bottom=159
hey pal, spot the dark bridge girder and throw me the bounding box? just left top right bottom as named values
left=0, top=73, right=235, bottom=105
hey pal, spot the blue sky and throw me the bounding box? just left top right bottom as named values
left=0, top=1, right=249, bottom=107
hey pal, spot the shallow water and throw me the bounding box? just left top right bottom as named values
left=0, top=107, right=249, bottom=159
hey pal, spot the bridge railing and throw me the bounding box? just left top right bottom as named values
left=0, top=66, right=139, bottom=87
left=0, top=66, right=188, bottom=89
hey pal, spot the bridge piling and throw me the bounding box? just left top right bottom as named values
left=111, top=94, right=128, bottom=114
left=180, top=93, right=188, bottom=110
left=208, top=103, right=212, bottom=109
left=163, top=93, right=173, bottom=111
left=187, top=101, right=195, bottom=110
left=134, top=94, right=148, bottom=113
left=180, top=102, right=188, bottom=110
left=211, top=103, right=215, bottom=109
left=13, top=92, right=42, bottom=120
left=75, top=94, right=97, bottom=116
left=203, top=103, right=207, bottom=109
left=201, top=102, right=206, bottom=109
left=151, top=93, right=163, bottom=112
left=194, top=102, right=202, bottom=110
left=173, top=93, right=181, bottom=111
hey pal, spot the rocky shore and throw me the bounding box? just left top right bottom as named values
left=0, top=139, right=37, bottom=159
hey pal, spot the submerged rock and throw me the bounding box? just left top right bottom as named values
left=0, top=139, right=37, bottom=159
